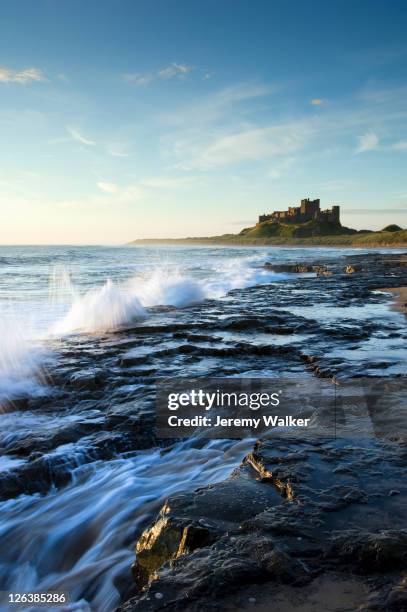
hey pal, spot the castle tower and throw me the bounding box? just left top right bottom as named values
left=300, top=198, right=320, bottom=220
left=331, top=206, right=340, bottom=223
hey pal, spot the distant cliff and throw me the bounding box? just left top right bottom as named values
left=129, top=222, right=407, bottom=247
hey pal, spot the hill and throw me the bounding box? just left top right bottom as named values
left=129, top=220, right=407, bottom=247
left=239, top=218, right=356, bottom=239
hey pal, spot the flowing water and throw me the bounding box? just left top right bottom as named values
left=0, top=245, right=406, bottom=611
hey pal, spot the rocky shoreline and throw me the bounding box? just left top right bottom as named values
left=1, top=251, right=406, bottom=610
left=120, top=434, right=407, bottom=611
left=118, top=253, right=407, bottom=611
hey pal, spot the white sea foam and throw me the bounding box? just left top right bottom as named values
left=51, top=279, right=147, bottom=335
left=0, top=315, right=47, bottom=405
left=129, top=268, right=207, bottom=308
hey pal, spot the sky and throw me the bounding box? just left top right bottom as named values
left=0, top=0, right=407, bottom=244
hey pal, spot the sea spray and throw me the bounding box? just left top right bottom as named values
left=128, top=268, right=206, bottom=308
left=49, top=266, right=78, bottom=304
left=204, top=255, right=285, bottom=298
left=51, top=257, right=286, bottom=335
left=51, top=279, right=147, bottom=335
left=0, top=313, right=48, bottom=404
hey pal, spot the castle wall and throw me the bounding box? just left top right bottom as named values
left=258, top=199, right=340, bottom=225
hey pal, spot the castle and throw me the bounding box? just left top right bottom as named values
left=259, top=198, right=340, bottom=225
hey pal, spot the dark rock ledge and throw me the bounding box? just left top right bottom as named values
left=119, top=433, right=407, bottom=611
left=264, top=253, right=407, bottom=278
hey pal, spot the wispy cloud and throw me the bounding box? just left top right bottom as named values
left=158, top=62, right=193, bottom=79
left=107, top=145, right=129, bottom=157
left=159, top=81, right=306, bottom=171
left=67, top=127, right=95, bottom=146
left=0, top=66, right=45, bottom=84
left=161, top=82, right=276, bottom=127
left=72, top=174, right=201, bottom=210
left=123, top=73, right=153, bottom=86
left=392, top=140, right=407, bottom=151
left=97, top=182, right=118, bottom=193
left=173, top=122, right=310, bottom=170
left=141, top=176, right=200, bottom=189
left=160, top=78, right=407, bottom=173
left=268, top=157, right=296, bottom=180
left=70, top=173, right=198, bottom=210
left=310, top=98, right=325, bottom=106
left=211, top=82, right=275, bottom=107
left=358, top=83, right=407, bottom=107
left=355, top=131, right=379, bottom=153
left=123, top=62, right=194, bottom=87
left=59, top=183, right=143, bottom=210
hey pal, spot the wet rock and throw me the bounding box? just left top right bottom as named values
left=121, top=531, right=313, bottom=611
left=122, top=429, right=407, bottom=609
left=69, top=368, right=105, bottom=389
left=0, top=396, right=30, bottom=412
left=0, top=454, right=75, bottom=500
left=260, top=546, right=310, bottom=584
left=4, top=420, right=104, bottom=457
left=316, top=485, right=369, bottom=512
left=240, top=504, right=323, bottom=541
left=384, top=575, right=407, bottom=610
left=301, top=354, right=335, bottom=378
left=328, top=530, right=407, bottom=572
left=264, top=263, right=313, bottom=273
left=0, top=424, right=156, bottom=501
left=121, top=537, right=302, bottom=610
left=131, top=462, right=284, bottom=587
left=345, top=264, right=360, bottom=274
left=315, top=266, right=333, bottom=277
left=133, top=516, right=220, bottom=587
left=120, top=355, right=153, bottom=366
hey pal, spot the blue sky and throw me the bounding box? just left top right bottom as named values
left=0, top=0, right=406, bottom=243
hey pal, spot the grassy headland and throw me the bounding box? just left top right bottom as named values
left=129, top=221, right=407, bottom=247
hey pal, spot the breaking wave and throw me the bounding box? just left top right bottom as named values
left=52, top=257, right=285, bottom=335
left=51, top=279, right=147, bottom=335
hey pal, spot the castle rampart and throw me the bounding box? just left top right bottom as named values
left=259, top=198, right=340, bottom=225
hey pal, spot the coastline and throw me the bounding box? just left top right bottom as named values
left=128, top=233, right=407, bottom=249
left=129, top=240, right=407, bottom=250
